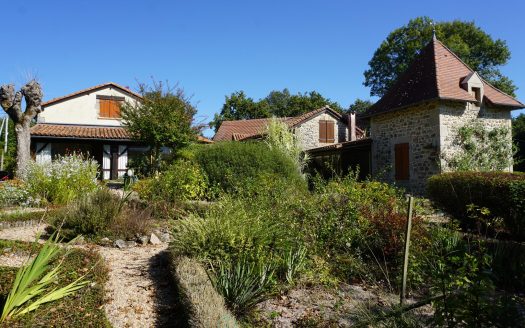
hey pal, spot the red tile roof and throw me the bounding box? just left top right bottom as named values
left=364, top=38, right=524, bottom=117
left=42, top=82, right=142, bottom=107
left=31, top=124, right=131, bottom=140
left=213, top=106, right=351, bottom=141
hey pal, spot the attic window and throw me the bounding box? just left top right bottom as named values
left=472, top=87, right=481, bottom=102
left=99, top=99, right=122, bottom=118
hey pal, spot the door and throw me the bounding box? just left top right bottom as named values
left=110, top=145, right=119, bottom=180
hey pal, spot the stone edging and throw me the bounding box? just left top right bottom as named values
left=0, top=219, right=42, bottom=230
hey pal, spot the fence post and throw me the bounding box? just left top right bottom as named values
left=400, top=195, right=414, bottom=306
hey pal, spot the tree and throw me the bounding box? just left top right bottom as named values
left=211, top=89, right=343, bottom=132
left=364, top=17, right=516, bottom=97
left=121, top=81, right=197, bottom=175
left=0, top=81, right=43, bottom=177
left=513, top=114, right=525, bottom=172
left=347, top=98, right=374, bottom=114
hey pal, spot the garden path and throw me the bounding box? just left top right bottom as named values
left=0, top=223, right=180, bottom=327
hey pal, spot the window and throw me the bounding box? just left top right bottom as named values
left=319, top=120, right=335, bottom=143
left=395, top=143, right=409, bottom=181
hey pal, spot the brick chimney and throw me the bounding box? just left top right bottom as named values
left=348, top=111, right=356, bottom=141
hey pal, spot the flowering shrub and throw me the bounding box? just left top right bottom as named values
left=25, top=154, right=99, bottom=205
left=0, top=180, right=39, bottom=208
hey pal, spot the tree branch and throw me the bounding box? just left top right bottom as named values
left=21, top=80, right=43, bottom=121
left=0, top=84, right=23, bottom=122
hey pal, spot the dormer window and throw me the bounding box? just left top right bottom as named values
left=97, top=95, right=123, bottom=118
left=461, top=72, right=484, bottom=104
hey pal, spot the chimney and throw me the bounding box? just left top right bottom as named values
left=348, top=111, right=356, bottom=141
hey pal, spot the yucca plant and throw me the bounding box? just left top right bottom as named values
left=285, top=246, right=307, bottom=284
left=0, top=234, right=90, bottom=322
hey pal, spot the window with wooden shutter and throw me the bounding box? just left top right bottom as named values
left=319, top=120, right=335, bottom=143
left=395, top=143, right=409, bottom=181
left=99, top=99, right=121, bottom=118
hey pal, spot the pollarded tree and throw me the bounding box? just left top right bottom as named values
left=0, top=81, right=43, bottom=177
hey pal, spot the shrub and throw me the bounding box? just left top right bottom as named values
left=0, top=180, right=38, bottom=208
left=427, top=172, right=525, bottom=240
left=170, top=256, right=239, bottom=327
left=134, top=160, right=208, bottom=202
left=191, top=141, right=304, bottom=196
left=25, top=154, right=99, bottom=205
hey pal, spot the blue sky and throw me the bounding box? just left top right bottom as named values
left=1, top=0, right=524, bottom=137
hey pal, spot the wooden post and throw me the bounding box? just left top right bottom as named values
left=400, top=195, right=414, bottom=305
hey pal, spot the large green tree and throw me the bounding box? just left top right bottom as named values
left=513, top=113, right=525, bottom=172
left=347, top=98, right=374, bottom=114
left=211, top=89, right=342, bottom=132
left=364, top=17, right=516, bottom=97
left=121, top=81, right=197, bottom=175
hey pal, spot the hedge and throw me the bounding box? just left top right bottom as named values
left=169, top=255, right=239, bottom=328
left=427, top=172, right=525, bottom=240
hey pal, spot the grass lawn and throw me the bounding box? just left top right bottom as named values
left=0, top=247, right=110, bottom=327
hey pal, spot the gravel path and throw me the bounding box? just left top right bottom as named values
left=98, top=244, right=181, bottom=328
left=0, top=223, right=48, bottom=242
left=0, top=252, right=33, bottom=267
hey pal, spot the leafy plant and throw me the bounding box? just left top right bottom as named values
left=284, top=246, right=307, bottom=284
left=0, top=234, right=89, bottom=322
left=210, top=258, right=275, bottom=314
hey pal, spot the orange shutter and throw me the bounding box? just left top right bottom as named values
left=327, top=121, right=335, bottom=142
left=395, top=143, right=409, bottom=180
left=100, top=100, right=109, bottom=117
left=109, top=100, right=121, bottom=118
left=319, top=120, right=327, bottom=142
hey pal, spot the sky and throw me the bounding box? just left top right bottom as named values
left=1, top=0, right=525, bottom=137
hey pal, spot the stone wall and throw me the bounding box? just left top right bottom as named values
left=295, top=112, right=348, bottom=150
left=439, top=101, right=513, bottom=171
left=370, top=102, right=441, bottom=194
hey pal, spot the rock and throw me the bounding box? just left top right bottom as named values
left=149, top=233, right=161, bottom=245
left=3, top=247, right=12, bottom=253
left=126, top=241, right=137, bottom=248
left=158, top=232, right=171, bottom=243
left=100, top=237, right=112, bottom=245
left=114, top=239, right=127, bottom=249
left=137, top=235, right=149, bottom=245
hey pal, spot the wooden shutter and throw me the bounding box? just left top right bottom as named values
left=395, top=143, right=409, bottom=180
left=109, top=100, right=121, bottom=118
left=319, top=120, right=327, bottom=142
left=326, top=121, right=335, bottom=142
left=100, top=100, right=109, bottom=117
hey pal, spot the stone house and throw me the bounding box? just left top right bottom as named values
left=213, top=106, right=365, bottom=150
left=361, top=36, right=524, bottom=193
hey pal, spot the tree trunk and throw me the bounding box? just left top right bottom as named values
left=14, top=121, right=31, bottom=178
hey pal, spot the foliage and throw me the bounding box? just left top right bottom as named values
left=121, top=80, right=197, bottom=175
left=52, top=188, right=123, bottom=239
left=0, top=180, right=38, bottom=208
left=134, top=160, right=208, bottom=202
left=427, top=171, right=525, bottom=240
left=210, top=257, right=275, bottom=314
left=443, top=120, right=514, bottom=171
left=169, top=256, right=239, bottom=327
left=210, top=88, right=343, bottom=132
left=0, top=248, right=108, bottom=327
left=265, top=117, right=309, bottom=175
left=347, top=98, right=374, bottom=114
left=191, top=141, right=305, bottom=196
left=513, top=113, right=525, bottom=171
left=0, top=117, right=17, bottom=173
left=1, top=234, right=89, bottom=322
left=25, top=153, right=99, bottom=205
left=364, top=17, right=516, bottom=97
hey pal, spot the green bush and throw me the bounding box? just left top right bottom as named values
left=134, top=160, right=208, bottom=202
left=427, top=172, right=525, bottom=240
left=25, top=154, right=99, bottom=205
left=190, top=141, right=305, bottom=196
left=0, top=180, right=37, bottom=208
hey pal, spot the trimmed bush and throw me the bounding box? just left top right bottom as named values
left=190, top=141, right=305, bottom=196
left=170, top=256, right=239, bottom=327
left=427, top=172, right=525, bottom=240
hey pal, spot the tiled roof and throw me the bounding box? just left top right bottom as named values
left=31, top=124, right=131, bottom=140
left=42, top=82, right=143, bottom=107
left=364, top=38, right=524, bottom=117
left=213, top=106, right=349, bottom=141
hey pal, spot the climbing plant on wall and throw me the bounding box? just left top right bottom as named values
left=443, top=120, right=515, bottom=172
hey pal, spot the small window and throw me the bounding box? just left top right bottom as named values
left=472, top=87, right=481, bottom=102
left=319, top=120, right=335, bottom=143
left=395, top=143, right=409, bottom=181
left=100, top=99, right=121, bottom=118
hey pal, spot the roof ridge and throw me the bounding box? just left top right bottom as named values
left=42, top=82, right=142, bottom=107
